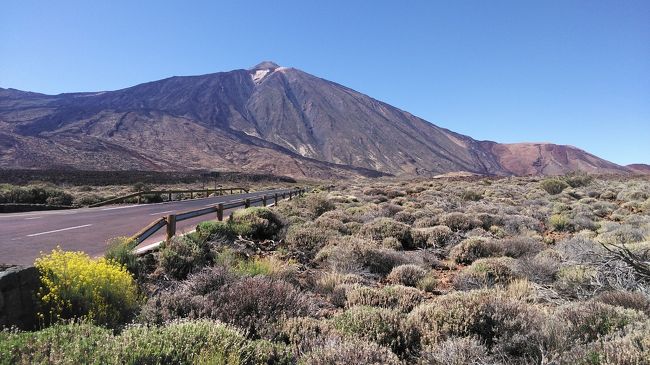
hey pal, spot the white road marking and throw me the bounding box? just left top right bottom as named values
left=149, top=210, right=173, bottom=216
left=26, top=224, right=93, bottom=237
left=25, top=216, right=43, bottom=220
left=100, top=205, right=139, bottom=211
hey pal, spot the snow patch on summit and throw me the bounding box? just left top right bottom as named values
left=252, top=69, right=270, bottom=84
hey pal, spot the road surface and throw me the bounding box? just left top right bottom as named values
left=0, top=188, right=294, bottom=266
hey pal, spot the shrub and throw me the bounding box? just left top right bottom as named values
left=517, top=250, right=561, bottom=284
left=449, top=237, right=503, bottom=264
left=557, top=301, right=647, bottom=343
left=460, top=190, right=483, bottom=201
left=195, top=220, right=249, bottom=241
left=453, top=257, right=520, bottom=290
left=409, top=292, right=546, bottom=359
left=34, top=248, right=140, bottom=328
left=554, top=320, right=650, bottom=365
left=419, top=337, right=490, bottom=365
left=331, top=306, right=414, bottom=357
left=0, top=184, right=74, bottom=206
left=104, top=236, right=139, bottom=275
left=386, top=264, right=427, bottom=287
left=500, top=237, right=544, bottom=258
left=417, top=273, right=438, bottom=293
left=158, top=236, right=209, bottom=280
left=314, top=216, right=348, bottom=234
left=360, top=218, right=413, bottom=249
left=540, top=179, right=569, bottom=195
left=285, top=224, right=336, bottom=260
left=299, top=336, right=401, bottom=365
left=211, top=277, right=316, bottom=338
left=555, top=264, right=598, bottom=298
left=0, top=321, right=114, bottom=364
left=412, top=225, right=454, bottom=248
left=407, top=291, right=485, bottom=346
left=307, top=194, right=336, bottom=218
left=563, top=172, right=594, bottom=188
left=595, top=291, right=650, bottom=315
left=346, top=285, right=425, bottom=313
left=230, top=207, right=286, bottom=240
left=315, top=272, right=364, bottom=294
left=318, top=238, right=409, bottom=276
left=549, top=214, right=572, bottom=232
left=440, top=212, right=480, bottom=231
left=277, top=317, right=337, bottom=357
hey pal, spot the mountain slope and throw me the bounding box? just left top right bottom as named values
left=0, top=62, right=634, bottom=177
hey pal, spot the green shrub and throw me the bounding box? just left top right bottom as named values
left=307, top=194, right=336, bottom=218
left=549, top=214, right=572, bottom=232
left=453, top=257, right=521, bottom=290
left=285, top=224, right=336, bottom=260
left=408, top=291, right=485, bottom=346
left=104, top=237, right=139, bottom=275
left=440, top=212, right=480, bottom=231
left=34, top=248, right=141, bottom=328
left=331, top=306, right=414, bottom=357
left=0, top=321, right=114, bottom=364
left=386, top=264, right=427, bottom=287
left=417, top=273, right=438, bottom=293
left=0, top=319, right=294, bottom=365
left=563, top=172, right=594, bottom=188
left=0, top=185, right=74, bottom=206
left=555, top=264, right=598, bottom=298
left=540, top=179, right=569, bottom=195
left=230, top=207, right=286, bottom=240
left=158, top=236, right=209, bottom=280
left=411, top=225, right=454, bottom=248
left=449, top=237, right=503, bottom=264
left=558, top=301, right=647, bottom=343
left=195, top=220, right=248, bottom=240
left=409, top=292, right=546, bottom=359
left=360, top=218, right=413, bottom=249
left=345, top=285, right=425, bottom=313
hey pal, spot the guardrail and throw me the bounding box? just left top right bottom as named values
left=89, top=187, right=249, bottom=207
left=130, top=187, right=306, bottom=245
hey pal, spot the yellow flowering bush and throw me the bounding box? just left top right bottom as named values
left=34, top=248, right=141, bottom=328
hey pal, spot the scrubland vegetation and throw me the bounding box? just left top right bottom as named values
left=3, top=174, right=650, bottom=364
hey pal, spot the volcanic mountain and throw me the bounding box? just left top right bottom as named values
left=0, top=62, right=636, bottom=178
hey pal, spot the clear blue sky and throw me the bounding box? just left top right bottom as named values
left=1, top=1, right=648, bottom=165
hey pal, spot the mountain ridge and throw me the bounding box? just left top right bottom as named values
left=0, top=63, right=641, bottom=178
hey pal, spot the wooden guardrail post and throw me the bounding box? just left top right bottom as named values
left=137, top=194, right=142, bottom=204
left=168, top=192, right=172, bottom=201
left=274, top=193, right=278, bottom=205
left=230, top=188, right=233, bottom=194
left=217, top=203, right=224, bottom=221
left=289, top=191, right=293, bottom=200
left=190, top=191, right=194, bottom=199
left=166, top=214, right=176, bottom=241
left=245, top=198, right=250, bottom=208
left=262, top=195, right=267, bottom=206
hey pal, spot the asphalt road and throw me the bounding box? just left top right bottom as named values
left=0, top=188, right=294, bottom=266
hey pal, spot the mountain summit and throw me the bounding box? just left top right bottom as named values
left=0, top=63, right=634, bottom=178
left=251, top=61, right=281, bottom=70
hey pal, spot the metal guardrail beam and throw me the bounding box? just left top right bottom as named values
left=89, top=187, right=250, bottom=207
left=130, top=187, right=306, bottom=247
